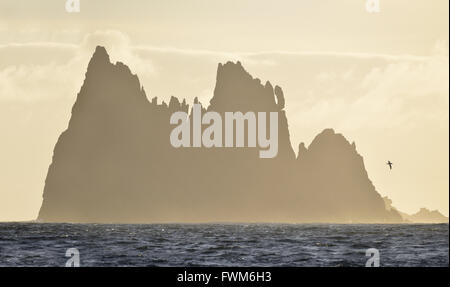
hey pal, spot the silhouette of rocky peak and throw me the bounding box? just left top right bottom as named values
left=297, top=142, right=307, bottom=160
left=91, top=46, right=110, bottom=64
left=85, top=46, right=139, bottom=85
left=307, top=129, right=359, bottom=156
left=297, top=128, right=374, bottom=195
left=83, top=46, right=112, bottom=77
left=416, top=208, right=444, bottom=217
left=38, top=46, right=403, bottom=223
left=208, top=61, right=279, bottom=112
left=69, top=46, right=150, bottom=134
left=408, top=208, right=449, bottom=223
left=168, top=96, right=189, bottom=113
left=82, top=47, right=183, bottom=112
left=274, top=85, right=285, bottom=110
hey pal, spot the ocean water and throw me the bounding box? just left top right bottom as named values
left=0, top=223, right=447, bottom=267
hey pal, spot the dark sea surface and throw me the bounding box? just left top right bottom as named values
left=0, top=223, right=448, bottom=267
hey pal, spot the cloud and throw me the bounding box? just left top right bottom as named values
left=1, top=30, right=448, bottom=133
left=280, top=39, right=449, bottom=138
left=341, top=41, right=449, bottom=130
left=0, top=31, right=156, bottom=102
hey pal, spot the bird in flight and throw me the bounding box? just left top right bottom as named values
left=387, top=161, right=393, bottom=170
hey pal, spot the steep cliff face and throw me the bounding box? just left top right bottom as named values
left=208, top=61, right=295, bottom=160
left=294, top=129, right=402, bottom=222
left=38, top=46, right=402, bottom=223
left=38, top=47, right=178, bottom=222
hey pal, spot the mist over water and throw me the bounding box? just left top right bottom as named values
left=0, top=223, right=447, bottom=267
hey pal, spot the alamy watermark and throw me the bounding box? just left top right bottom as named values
left=169, top=104, right=279, bottom=159
left=64, top=1, right=380, bottom=14
left=65, top=0, right=80, bottom=13
left=365, top=248, right=380, bottom=267
left=60, top=246, right=378, bottom=266
left=366, top=0, right=380, bottom=13
left=65, top=248, right=80, bottom=267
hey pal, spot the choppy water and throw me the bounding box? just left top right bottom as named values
left=0, top=223, right=447, bottom=267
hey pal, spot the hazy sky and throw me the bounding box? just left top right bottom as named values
left=0, top=0, right=448, bottom=221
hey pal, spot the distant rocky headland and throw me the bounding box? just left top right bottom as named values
left=383, top=197, right=448, bottom=223
left=37, top=46, right=446, bottom=224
